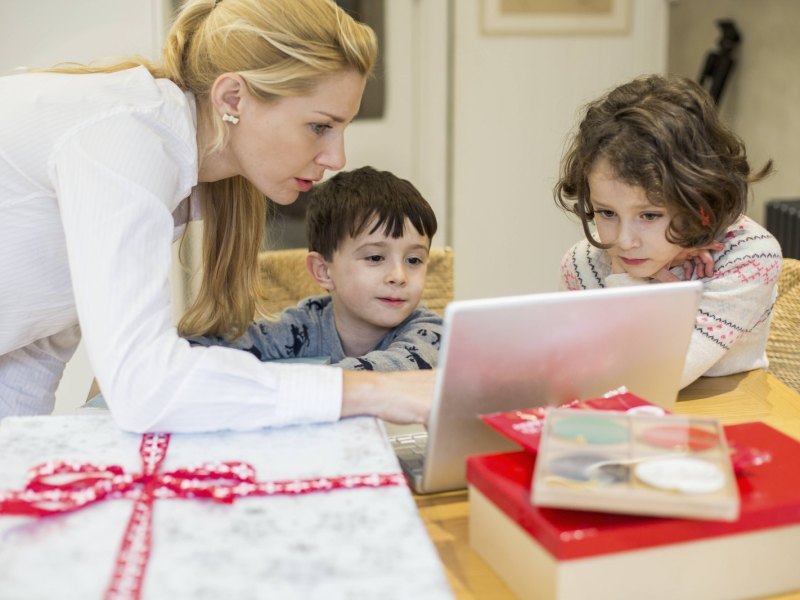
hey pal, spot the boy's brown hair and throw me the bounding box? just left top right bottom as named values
left=306, top=166, right=438, bottom=260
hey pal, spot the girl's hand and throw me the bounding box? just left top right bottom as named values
left=648, top=241, right=724, bottom=283
left=670, top=241, right=724, bottom=280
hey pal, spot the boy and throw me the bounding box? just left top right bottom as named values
left=192, top=166, right=442, bottom=371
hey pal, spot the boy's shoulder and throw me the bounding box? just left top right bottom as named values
left=262, top=294, right=332, bottom=328
left=295, top=294, right=334, bottom=313
left=403, top=306, right=443, bottom=325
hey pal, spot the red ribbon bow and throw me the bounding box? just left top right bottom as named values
left=0, top=432, right=406, bottom=600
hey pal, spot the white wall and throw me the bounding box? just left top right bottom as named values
left=667, top=0, right=800, bottom=225
left=0, top=0, right=167, bottom=71
left=343, top=1, right=450, bottom=243
left=451, top=0, right=669, bottom=298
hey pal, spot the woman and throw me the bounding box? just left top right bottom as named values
left=0, top=0, right=434, bottom=431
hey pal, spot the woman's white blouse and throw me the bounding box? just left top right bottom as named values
left=0, top=67, right=342, bottom=430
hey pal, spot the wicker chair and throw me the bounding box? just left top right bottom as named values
left=257, top=246, right=454, bottom=316
left=766, top=258, right=800, bottom=393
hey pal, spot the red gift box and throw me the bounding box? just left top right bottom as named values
left=468, top=422, right=800, bottom=600
left=480, top=391, right=667, bottom=455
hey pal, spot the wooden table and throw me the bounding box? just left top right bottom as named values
left=415, top=369, right=800, bottom=599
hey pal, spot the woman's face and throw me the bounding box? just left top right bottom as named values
left=223, top=70, right=366, bottom=205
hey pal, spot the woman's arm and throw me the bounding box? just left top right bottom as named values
left=54, top=112, right=342, bottom=433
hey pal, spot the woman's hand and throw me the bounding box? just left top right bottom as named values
left=341, top=369, right=435, bottom=425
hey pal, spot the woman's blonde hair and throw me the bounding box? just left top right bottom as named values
left=46, top=0, right=377, bottom=339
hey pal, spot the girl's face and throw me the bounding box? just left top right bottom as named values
left=223, top=70, right=366, bottom=205
left=588, top=159, right=683, bottom=278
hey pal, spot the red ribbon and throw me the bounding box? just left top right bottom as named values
left=0, top=432, right=406, bottom=600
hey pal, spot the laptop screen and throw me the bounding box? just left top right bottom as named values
left=416, top=281, right=702, bottom=493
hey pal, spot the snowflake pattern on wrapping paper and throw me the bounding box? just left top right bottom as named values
left=0, top=426, right=408, bottom=600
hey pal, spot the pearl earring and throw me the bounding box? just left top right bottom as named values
left=222, top=113, right=239, bottom=125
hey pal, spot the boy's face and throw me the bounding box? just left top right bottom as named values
left=325, top=218, right=430, bottom=336
left=589, top=159, right=683, bottom=278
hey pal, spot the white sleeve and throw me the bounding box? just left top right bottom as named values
left=679, top=260, right=779, bottom=388
left=51, top=114, right=342, bottom=433
left=0, top=326, right=81, bottom=416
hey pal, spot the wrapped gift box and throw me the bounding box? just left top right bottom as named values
left=0, top=415, right=453, bottom=600
left=468, top=422, right=800, bottom=600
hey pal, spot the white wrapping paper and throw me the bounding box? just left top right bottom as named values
left=0, top=415, right=452, bottom=600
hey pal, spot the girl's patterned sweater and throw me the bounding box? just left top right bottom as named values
left=560, top=216, right=782, bottom=388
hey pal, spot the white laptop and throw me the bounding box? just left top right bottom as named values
left=388, top=281, right=703, bottom=494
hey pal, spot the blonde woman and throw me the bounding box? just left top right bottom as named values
left=0, top=0, right=434, bottom=431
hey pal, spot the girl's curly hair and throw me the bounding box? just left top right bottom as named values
left=555, top=75, right=771, bottom=248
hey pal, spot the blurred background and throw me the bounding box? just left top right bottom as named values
left=1, top=0, right=798, bottom=411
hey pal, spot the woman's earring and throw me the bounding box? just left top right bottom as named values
left=222, top=113, right=240, bottom=125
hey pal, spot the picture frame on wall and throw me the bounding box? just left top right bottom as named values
left=481, top=0, right=631, bottom=36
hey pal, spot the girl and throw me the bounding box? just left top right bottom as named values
left=0, top=0, right=433, bottom=430
left=555, top=75, right=782, bottom=388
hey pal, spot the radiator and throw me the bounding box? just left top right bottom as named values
left=766, top=198, right=800, bottom=259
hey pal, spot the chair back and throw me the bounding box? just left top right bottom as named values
left=767, top=258, right=800, bottom=392
left=257, top=246, right=454, bottom=316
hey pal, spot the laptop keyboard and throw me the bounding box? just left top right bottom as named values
left=390, top=431, right=428, bottom=473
